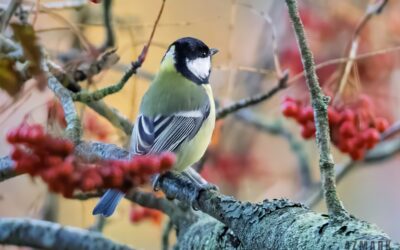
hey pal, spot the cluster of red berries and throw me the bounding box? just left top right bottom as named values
left=129, top=205, right=163, bottom=225
left=7, top=123, right=175, bottom=197
left=281, top=96, right=389, bottom=160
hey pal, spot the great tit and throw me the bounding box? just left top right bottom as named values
left=93, top=37, right=218, bottom=217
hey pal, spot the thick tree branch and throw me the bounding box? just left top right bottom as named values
left=0, top=218, right=134, bottom=250
left=285, top=0, right=347, bottom=218
left=216, top=72, right=288, bottom=120
left=1, top=141, right=399, bottom=248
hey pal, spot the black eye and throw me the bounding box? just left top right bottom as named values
left=200, top=51, right=208, bottom=57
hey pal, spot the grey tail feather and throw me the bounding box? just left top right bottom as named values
left=92, top=189, right=124, bottom=217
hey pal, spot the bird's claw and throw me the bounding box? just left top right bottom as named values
left=189, top=183, right=217, bottom=210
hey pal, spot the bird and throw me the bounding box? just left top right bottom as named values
left=93, top=37, right=218, bottom=217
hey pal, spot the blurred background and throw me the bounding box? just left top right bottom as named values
left=1, top=0, right=400, bottom=249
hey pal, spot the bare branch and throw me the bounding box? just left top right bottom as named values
left=72, top=65, right=137, bottom=102
left=100, top=0, right=115, bottom=50
left=72, top=0, right=166, bottom=103
left=46, top=71, right=82, bottom=143
left=336, top=0, right=389, bottom=97
left=285, top=0, right=348, bottom=218
left=216, top=72, right=288, bottom=120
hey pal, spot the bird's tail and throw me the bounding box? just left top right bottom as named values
left=92, top=189, right=124, bottom=217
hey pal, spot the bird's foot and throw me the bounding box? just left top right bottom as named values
left=189, top=182, right=218, bottom=210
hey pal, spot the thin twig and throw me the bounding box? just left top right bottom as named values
left=72, top=0, right=166, bottom=103
left=285, top=0, right=348, bottom=218
left=238, top=2, right=282, bottom=77
left=100, top=0, right=115, bottom=50
left=336, top=0, right=389, bottom=98
left=72, top=66, right=136, bottom=102
left=216, top=72, right=288, bottom=120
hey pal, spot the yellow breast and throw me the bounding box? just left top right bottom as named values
left=173, top=84, right=215, bottom=172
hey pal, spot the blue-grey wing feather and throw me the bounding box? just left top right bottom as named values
left=130, top=104, right=210, bottom=156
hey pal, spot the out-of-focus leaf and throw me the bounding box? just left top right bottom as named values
left=0, top=58, right=22, bottom=95
left=11, top=23, right=42, bottom=75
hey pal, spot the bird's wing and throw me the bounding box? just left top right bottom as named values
left=130, top=104, right=210, bottom=155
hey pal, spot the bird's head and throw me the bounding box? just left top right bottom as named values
left=161, top=37, right=218, bottom=85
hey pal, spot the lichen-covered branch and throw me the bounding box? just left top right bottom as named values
left=158, top=171, right=398, bottom=249
left=285, top=0, right=347, bottom=218
left=72, top=0, right=166, bottom=103
left=0, top=218, right=134, bottom=250
left=46, top=72, right=82, bottom=143
left=57, top=143, right=400, bottom=248
left=216, top=72, right=288, bottom=120
left=72, top=65, right=137, bottom=102
left=2, top=141, right=400, bottom=248
left=0, top=156, right=16, bottom=182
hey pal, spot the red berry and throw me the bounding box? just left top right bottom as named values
left=297, top=106, right=314, bottom=124
left=350, top=148, right=365, bottom=161
left=363, top=128, right=380, bottom=149
left=327, top=108, right=341, bottom=125
left=339, top=121, right=356, bottom=138
left=11, top=147, right=24, bottom=160
left=6, top=129, right=19, bottom=143
left=281, top=101, right=299, bottom=117
left=283, top=96, right=297, bottom=103
left=160, top=152, right=176, bottom=170
left=301, top=124, right=314, bottom=139
left=340, top=109, right=355, bottom=123
left=375, top=118, right=389, bottom=133
left=130, top=206, right=145, bottom=223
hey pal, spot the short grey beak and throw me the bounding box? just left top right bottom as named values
left=210, top=48, right=219, bottom=56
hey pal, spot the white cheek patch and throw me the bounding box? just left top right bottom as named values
left=186, top=56, right=211, bottom=80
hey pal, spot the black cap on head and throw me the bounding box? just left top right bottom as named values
left=166, top=37, right=217, bottom=85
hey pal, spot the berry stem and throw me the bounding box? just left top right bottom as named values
left=285, top=0, right=349, bottom=219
